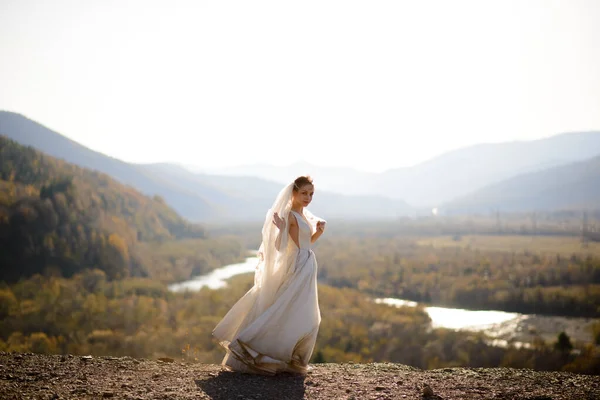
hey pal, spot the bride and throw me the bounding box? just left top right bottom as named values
left=212, top=176, right=326, bottom=375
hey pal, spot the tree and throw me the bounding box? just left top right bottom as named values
left=29, top=332, right=57, bottom=354
left=554, top=332, right=573, bottom=353
left=0, top=289, right=17, bottom=319
left=312, top=350, right=326, bottom=363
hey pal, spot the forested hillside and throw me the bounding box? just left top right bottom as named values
left=0, top=136, right=241, bottom=283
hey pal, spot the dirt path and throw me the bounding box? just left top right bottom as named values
left=1, top=352, right=598, bottom=399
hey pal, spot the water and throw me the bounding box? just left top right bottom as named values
left=373, top=298, right=522, bottom=331
left=168, top=257, right=524, bottom=333
left=168, top=256, right=597, bottom=346
left=167, top=255, right=259, bottom=292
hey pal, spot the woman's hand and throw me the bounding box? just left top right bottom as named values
left=273, top=212, right=286, bottom=230
left=316, top=221, right=326, bottom=233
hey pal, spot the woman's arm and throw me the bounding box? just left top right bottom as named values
left=273, top=212, right=287, bottom=251
left=311, top=221, right=325, bottom=243
left=273, top=212, right=300, bottom=250
left=274, top=228, right=283, bottom=251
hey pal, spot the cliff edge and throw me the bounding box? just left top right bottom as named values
left=1, top=352, right=598, bottom=399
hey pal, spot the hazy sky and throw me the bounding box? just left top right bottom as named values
left=1, top=0, right=599, bottom=172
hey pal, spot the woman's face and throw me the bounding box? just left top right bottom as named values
left=293, top=184, right=314, bottom=208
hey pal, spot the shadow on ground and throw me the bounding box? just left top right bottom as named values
left=195, top=370, right=306, bottom=400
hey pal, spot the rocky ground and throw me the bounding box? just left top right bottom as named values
left=1, top=352, right=598, bottom=400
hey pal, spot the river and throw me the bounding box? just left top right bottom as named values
left=167, top=255, right=259, bottom=292
left=168, top=255, right=598, bottom=347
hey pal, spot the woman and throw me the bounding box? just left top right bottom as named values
left=212, top=176, right=326, bottom=375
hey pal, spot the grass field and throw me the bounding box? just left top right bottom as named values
left=416, top=235, right=600, bottom=256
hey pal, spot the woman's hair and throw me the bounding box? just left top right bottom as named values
left=293, top=176, right=313, bottom=192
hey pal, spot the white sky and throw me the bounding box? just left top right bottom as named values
left=1, top=0, right=599, bottom=172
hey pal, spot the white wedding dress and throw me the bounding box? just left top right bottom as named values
left=213, top=209, right=321, bottom=375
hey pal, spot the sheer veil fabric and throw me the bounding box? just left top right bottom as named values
left=212, top=181, right=325, bottom=375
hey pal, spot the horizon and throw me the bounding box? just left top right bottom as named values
left=4, top=109, right=600, bottom=175
left=1, top=1, right=600, bottom=173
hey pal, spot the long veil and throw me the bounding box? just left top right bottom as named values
left=254, top=182, right=296, bottom=313
left=212, top=182, right=297, bottom=352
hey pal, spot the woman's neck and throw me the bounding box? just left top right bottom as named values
left=291, top=205, right=304, bottom=213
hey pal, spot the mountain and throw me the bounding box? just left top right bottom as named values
left=371, top=132, right=600, bottom=206
left=0, top=111, right=413, bottom=221
left=140, top=163, right=414, bottom=220
left=200, top=161, right=376, bottom=196
left=0, top=111, right=222, bottom=221
left=10, top=110, right=596, bottom=219
left=441, top=155, right=600, bottom=214
left=202, top=131, right=600, bottom=207
left=0, top=135, right=207, bottom=282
